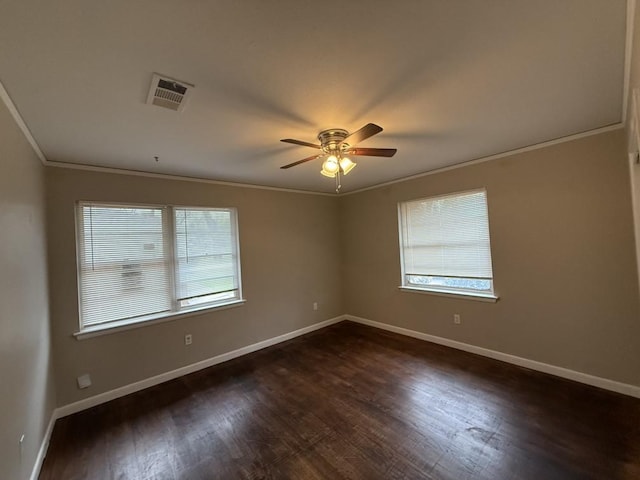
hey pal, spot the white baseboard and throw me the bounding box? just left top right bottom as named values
left=55, top=315, right=345, bottom=419
left=31, top=315, right=344, bottom=479
left=54, top=312, right=640, bottom=420
left=30, top=410, right=57, bottom=480
left=345, top=315, right=640, bottom=399
left=32, top=313, right=639, bottom=479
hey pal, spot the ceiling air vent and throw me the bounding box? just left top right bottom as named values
left=146, top=73, right=194, bottom=112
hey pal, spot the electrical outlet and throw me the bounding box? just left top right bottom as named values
left=77, top=374, right=92, bottom=389
left=185, top=334, right=192, bottom=346
left=453, top=314, right=461, bottom=325
left=313, top=302, right=318, bottom=311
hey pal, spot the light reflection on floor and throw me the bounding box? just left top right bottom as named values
left=402, top=367, right=517, bottom=478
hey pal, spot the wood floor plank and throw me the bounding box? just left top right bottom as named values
left=39, top=322, right=640, bottom=479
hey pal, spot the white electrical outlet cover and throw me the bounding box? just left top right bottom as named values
left=77, top=374, right=92, bottom=389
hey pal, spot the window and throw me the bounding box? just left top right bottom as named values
left=398, top=189, right=496, bottom=299
left=76, top=202, right=242, bottom=331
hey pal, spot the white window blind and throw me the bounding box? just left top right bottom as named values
left=174, top=208, right=239, bottom=308
left=76, top=203, right=242, bottom=330
left=398, top=189, right=495, bottom=295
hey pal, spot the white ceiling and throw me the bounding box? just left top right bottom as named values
left=0, top=0, right=628, bottom=193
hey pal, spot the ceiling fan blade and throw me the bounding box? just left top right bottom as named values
left=280, top=138, right=322, bottom=149
left=346, top=147, right=397, bottom=157
left=280, top=154, right=321, bottom=169
left=343, top=123, right=383, bottom=145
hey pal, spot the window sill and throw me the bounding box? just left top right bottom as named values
left=74, top=299, right=247, bottom=340
left=398, top=286, right=499, bottom=303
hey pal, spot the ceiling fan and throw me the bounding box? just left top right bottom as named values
left=280, top=123, right=397, bottom=192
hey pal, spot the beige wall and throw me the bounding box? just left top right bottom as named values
left=341, top=129, right=640, bottom=386
left=0, top=100, right=56, bottom=479
left=630, top=151, right=640, bottom=284
left=1, top=11, right=638, bottom=474
left=46, top=168, right=343, bottom=405
left=46, top=128, right=640, bottom=410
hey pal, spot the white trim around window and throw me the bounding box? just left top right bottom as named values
left=75, top=202, right=244, bottom=336
left=397, top=188, right=498, bottom=301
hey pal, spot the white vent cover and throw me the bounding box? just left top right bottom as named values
left=146, top=73, right=194, bottom=112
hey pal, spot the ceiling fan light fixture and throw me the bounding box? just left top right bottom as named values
left=280, top=123, right=396, bottom=191
left=321, top=155, right=340, bottom=177
left=339, top=156, right=356, bottom=175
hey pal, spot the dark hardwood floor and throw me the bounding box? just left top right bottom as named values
left=40, top=321, right=640, bottom=480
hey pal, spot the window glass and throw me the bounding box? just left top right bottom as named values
left=398, top=189, right=495, bottom=296
left=174, top=208, right=239, bottom=308
left=76, top=203, right=242, bottom=330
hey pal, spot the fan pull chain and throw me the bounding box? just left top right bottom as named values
left=335, top=169, right=341, bottom=193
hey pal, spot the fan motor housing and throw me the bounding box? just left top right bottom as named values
left=318, top=129, right=350, bottom=153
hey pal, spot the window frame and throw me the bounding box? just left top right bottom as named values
left=397, top=188, right=498, bottom=302
left=74, top=201, right=244, bottom=338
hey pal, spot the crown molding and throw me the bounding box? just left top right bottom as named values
left=1, top=81, right=626, bottom=198
left=342, top=123, right=624, bottom=196
left=45, top=160, right=336, bottom=197
left=0, top=79, right=47, bottom=164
